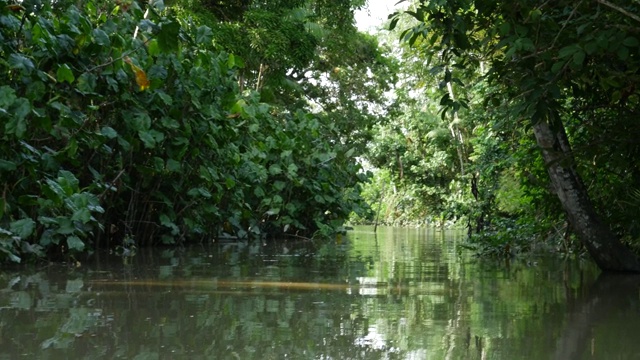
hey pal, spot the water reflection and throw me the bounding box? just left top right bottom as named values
left=0, top=226, right=638, bottom=359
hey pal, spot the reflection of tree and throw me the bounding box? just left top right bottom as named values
left=552, top=274, right=640, bottom=360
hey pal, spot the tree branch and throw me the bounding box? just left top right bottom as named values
left=596, top=0, right=640, bottom=23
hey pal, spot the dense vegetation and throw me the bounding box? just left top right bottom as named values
left=360, top=0, right=640, bottom=271
left=0, top=0, right=395, bottom=262
left=2, top=0, right=639, bottom=271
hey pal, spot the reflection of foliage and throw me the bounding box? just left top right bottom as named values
left=2, top=229, right=634, bottom=359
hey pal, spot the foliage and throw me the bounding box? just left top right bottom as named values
left=360, top=0, right=640, bottom=261
left=173, top=0, right=399, bottom=152
left=0, top=0, right=376, bottom=262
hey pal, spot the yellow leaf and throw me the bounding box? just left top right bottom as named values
left=6, top=4, right=25, bottom=12
left=124, top=57, right=150, bottom=91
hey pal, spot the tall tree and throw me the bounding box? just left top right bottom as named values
left=392, top=0, right=640, bottom=271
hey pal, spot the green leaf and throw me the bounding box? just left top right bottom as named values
left=227, top=53, right=236, bottom=68
left=187, top=187, right=212, bottom=198
left=623, top=36, right=639, bottom=47
left=8, top=54, right=35, bottom=74
left=617, top=46, right=629, bottom=61
left=57, top=170, right=80, bottom=194
left=26, top=81, right=45, bottom=101
left=66, top=236, right=85, bottom=251
left=0, top=86, right=16, bottom=108
left=196, top=25, right=213, bottom=45
left=558, top=44, right=579, bottom=59
left=345, top=148, right=355, bottom=157
left=227, top=54, right=244, bottom=68
left=551, top=61, right=565, bottom=74
left=167, top=159, right=181, bottom=172
left=269, top=164, right=282, bottom=175
left=287, top=163, right=298, bottom=176
left=148, top=39, right=160, bottom=56
left=10, top=218, right=36, bottom=239
left=0, top=160, right=17, bottom=172
left=273, top=180, right=286, bottom=191
left=101, top=126, right=118, bottom=139
left=584, top=41, right=598, bottom=55
left=153, top=157, right=164, bottom=171
left=151, top=0, right=165, bottom=11
left=5, top=98, right=31, bottom=139
left=77, top=72, right=97, bottom=93
left=125, top=110, right=151, bottom=131
left=156, top=91, right=173, bottom=105
left=158, top=19, right=180, bottom=52
left=498, top=22, right=511, bottom=36
left=56, top=218, right=76, bottom=235
left=225, top=177, right=236, bottom=189
left=159, top=214, right=179, bottom=235
left=138, top=130, right=156, bottom=148
left=92, top=28, right=110, bottom=46
left=71, top=208, right=92, bottom=223
left=389, top=16, right=399, bottom=31
left=572, top=50, right=585, bottom=67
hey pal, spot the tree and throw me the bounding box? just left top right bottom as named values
left=392, top=0, right=640, bottom=271
left=173, top=0, right=398, bottom=151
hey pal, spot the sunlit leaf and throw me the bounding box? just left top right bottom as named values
left=56, top=64, right=76, bottom=84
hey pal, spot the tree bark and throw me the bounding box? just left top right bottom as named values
left=532, top=119, right=640, bottom=272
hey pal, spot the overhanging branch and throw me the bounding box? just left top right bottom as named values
left=596, top=0, right=640, bottom=23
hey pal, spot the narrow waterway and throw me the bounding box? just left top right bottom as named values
left=0, top=226, right=638, bottom=359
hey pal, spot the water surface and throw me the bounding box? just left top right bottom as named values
left=1, top=226, right=638, bottom=359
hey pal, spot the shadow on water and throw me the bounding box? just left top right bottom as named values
left=552, top=273, right=640, bottom=360
left=0, top=226, right=639, bottom=359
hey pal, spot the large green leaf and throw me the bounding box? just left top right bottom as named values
left=66, top=236, right=85, bottom=251
left=157, top=19, right=180, bottom=52
left=196, top=25, right=213, bottom=45
left=92, top=28, right=110, bottom=46
left=10, top=218, right=36, bottom=239
left=8, top=54, right=35, bottom=74
left=0, top=160, right=17, bottom=172
left=77, top=72, right=97, bottom=93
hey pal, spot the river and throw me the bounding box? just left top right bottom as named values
left=0, top=226, right=638, bottom=359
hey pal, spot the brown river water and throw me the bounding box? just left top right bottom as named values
left=0, top=226, right=639, bottom=359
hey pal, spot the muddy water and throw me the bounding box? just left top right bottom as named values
left=0, top=226, right=638, bottom=359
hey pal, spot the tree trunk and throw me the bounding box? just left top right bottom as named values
left=532, top=119, right=640, bottom=272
